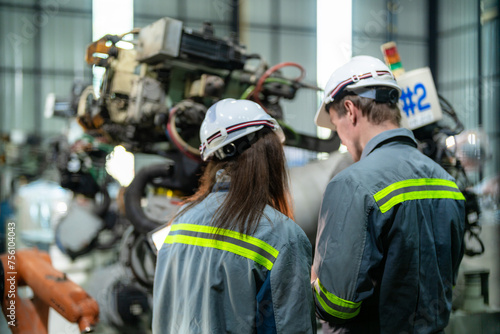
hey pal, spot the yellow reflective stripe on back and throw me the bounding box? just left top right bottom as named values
left=374, top=178, right=460, bottom=201
left=165, top=234, right=274, bottom=270
left=169, top=223, right=279, bottom=258
left=378, top=190, right=466, bottom=213
left=317, top=279, right=361, bottom=309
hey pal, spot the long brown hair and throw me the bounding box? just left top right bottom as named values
left=171, top=127, right=294, bottom=235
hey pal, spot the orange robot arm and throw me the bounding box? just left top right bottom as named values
left=1, top=248, right=99, bottom=334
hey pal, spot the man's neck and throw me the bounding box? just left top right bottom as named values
left=359, top=121, right=399, bottom=152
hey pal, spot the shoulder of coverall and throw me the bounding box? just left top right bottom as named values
left=328, top=127, right=460, bottom=204
left=325, top=128, right=420, bottom=198
left=255, top=204, right=312, bottom=252
left=330, top=128, right=418, bottom=179
left=360, top=128, right=418, bottom=160
left=175, top=191, right=312, bottom=252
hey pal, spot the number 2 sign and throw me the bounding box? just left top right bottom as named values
left=396, top=67, right=443, bottom=130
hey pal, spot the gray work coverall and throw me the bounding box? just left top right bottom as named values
left=313, top=128, right=465, bottom=334
left=153, top=189, right=316, bottom=333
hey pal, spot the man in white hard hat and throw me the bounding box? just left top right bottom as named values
left=311, top=56, right=465, bottom=333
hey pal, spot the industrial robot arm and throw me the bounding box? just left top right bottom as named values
left=0, top=248, right=99, bottom=334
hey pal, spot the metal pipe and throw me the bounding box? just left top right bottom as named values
left=428, top=0, right=439, bottom=85
left=271, top=0, right=280, bottom=65
left=34, top=0, right=42, bottom=136
left=230, top=0, right=239, bottom=42
left=496, top=0, right=500, bottom=178
left=386, top=0, right=395, bottom=42
left=477, top=0, right=483, bottom=127
left=477, top=0, right=484, bottom=180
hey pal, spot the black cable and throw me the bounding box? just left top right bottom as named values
left=438, top=94, right=464, bottom=134
left=123, top=164, right=174, bottom=234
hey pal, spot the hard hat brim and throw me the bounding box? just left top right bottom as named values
left=314, top=101, right=336, bottom=131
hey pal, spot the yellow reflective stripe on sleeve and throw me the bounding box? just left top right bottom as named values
left=169, top=223, right=279, bottom=258
left=315, top=290, right=361, bottom=320
left=374, top=178, right=465, bottom=213
left=165, top=234, right=275, bottom=270
left=317, top=279, right=362, bottom=309
left=314, top=279, right=361, bottom=319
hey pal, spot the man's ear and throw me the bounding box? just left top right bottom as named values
left=344, top=100, right=357, bottom=125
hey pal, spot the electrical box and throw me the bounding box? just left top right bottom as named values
left=137, top=17, right=247, bottom=70
left=136, top=17, right=183, bottom=64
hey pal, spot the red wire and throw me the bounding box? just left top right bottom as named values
left=166, top=107, right=202, bottom=162
left=251, top=62, right=306, bottom=111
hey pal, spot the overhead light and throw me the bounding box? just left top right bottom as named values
left=446, top=135, right=456, bottom=149
left=467, top=133, right=476, bottom=146
left=316, top=0, right=352, bottom=140
left=316, top=0, right=352, bottom=89
left=92, top=0, right=134, bottom=96
left=106, top=145, right=135, bottom=187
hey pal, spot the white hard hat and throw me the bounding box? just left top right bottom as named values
left=315, top=55, right=402, bottom=130
left=199, top=98, right=285, bottom=161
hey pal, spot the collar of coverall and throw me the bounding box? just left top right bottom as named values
left=360, top=128, right=418, bottom=160
left=212, top=169, right=231, bottom=192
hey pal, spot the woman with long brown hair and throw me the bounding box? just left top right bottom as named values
left=152, top=99, right=316, bottom=333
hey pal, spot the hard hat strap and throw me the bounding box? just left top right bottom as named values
left=200, top=119, right=278, bottom=158
left=356, top=87, right=400, bottom=104
left=214, top=131, right=260, bottom=160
